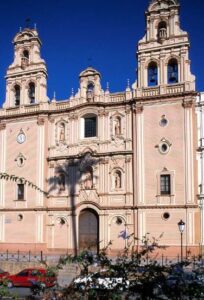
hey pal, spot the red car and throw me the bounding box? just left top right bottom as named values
left=6, top=268, right=56, bottom=288
left=0, top=268, right=10, bottom=282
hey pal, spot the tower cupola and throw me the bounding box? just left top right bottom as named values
left=4, top=27, right=48, bottom=108
left=79, top=67, right=102, bottom=102
left=136, top=0, right=195, bottom=92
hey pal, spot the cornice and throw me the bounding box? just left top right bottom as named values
left=48, top=150, right=133, bottom=162
left=133, top=91, right=198, bottom=104
left=0, top=90, right=198, bottom=122
left=0, top=203, right=197, bottom=213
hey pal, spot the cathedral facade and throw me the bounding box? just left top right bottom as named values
left=0, top=0, right=200, bottom=257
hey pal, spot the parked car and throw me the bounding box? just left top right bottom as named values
left=0, top=268, right=10, bottom=283
left=6, top=268, right=56, bottom=288
left=73, top=270, right=129, bottom=291
left=166, top=271, right=197, bottom=288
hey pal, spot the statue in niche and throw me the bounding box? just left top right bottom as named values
left=114, top=117, right=121, bottom=136
left=84, top=167, right=93, bottom=189
left=58, top=123, right=65, bottom=142
left=115, top=171, right=121, bottom=189
left=59, top=173, right=65, bottom=191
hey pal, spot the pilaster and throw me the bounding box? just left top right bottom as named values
left=0, top=123, right=6, bottom=207
left=183, top=99, right=194, bottom=204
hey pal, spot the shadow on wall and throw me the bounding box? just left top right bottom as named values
left=47, top=152, right=100, bottom=255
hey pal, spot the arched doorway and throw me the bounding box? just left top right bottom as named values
left=79, top=209, right=99, bottom=253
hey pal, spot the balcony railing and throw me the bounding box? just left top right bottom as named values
left=140, top=83, right=185, bottom=98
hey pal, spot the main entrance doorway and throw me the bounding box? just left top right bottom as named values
left=79, top=209, right=99, bottom=253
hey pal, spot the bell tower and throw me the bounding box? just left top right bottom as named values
left=4, top=27, right=48, bottom=108
left=136, top=0, right=195, bottom=94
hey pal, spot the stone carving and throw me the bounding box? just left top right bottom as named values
left=58, top=173, right=65, bottom=191
left=59, top=123, right=65, bottom=142
left=115, top=171, right=122, bottom=189
left=83, top=167, right=93, bottom=189
left=114, top=117, right=121, bottom=136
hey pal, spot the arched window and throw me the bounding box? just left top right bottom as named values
left=114, top=170, right=122, bottom=189
left=87, top=82, right=94, bottom=101
left=58, top=173, right=65, bottom=191
left=14, top=85, right=20, bottom=106
left=158, top=21, right=167, bottom=42
left=23, top=50, right=29, bottom=60
left=84, top=114, right=97, bottom=138
left=28, top=82, right=35, bottom=103
left=21, top=50, right=29, bottom=69
left=168, top=58, right=178, bottom=84
left=84, top=166, right=93, bottom=189
left=148, top=62, right=158, bottom=87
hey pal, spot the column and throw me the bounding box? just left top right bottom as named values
left=0, top=123, right=6, bottom=207
left=36, top=213, right=44, bottom=243
left=36, top=117, right=46, bottom=206
left=183, top=100, right=194, bottom=204
left=198, top=99, right=204, bottom=246
left=134, top=105, right=145, bottom=205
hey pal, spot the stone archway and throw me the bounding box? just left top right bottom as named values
left=79, top=209, right=99, bottom=253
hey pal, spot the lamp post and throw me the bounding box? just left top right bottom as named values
left=178, top=219, right=185, bottom=262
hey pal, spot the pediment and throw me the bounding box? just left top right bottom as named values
left=148, top=0, right=179, bottom=12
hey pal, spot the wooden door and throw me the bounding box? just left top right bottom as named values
left=79, top=209, right=98, bottom=253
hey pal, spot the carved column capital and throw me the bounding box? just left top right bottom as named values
left=98, top=109, right=109, bottom=117
left=133, top=104, right=144, bottom=114
left=0, top=123, right=6, bottom=130
left=49, top=117, right=55, bottom=124
left=37, top=117, right=45, bottom=126
left=182, top=100, right=193, bottom=109
left=100, top=158, right=109, bottom=165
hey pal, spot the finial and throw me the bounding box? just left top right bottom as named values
left=19, top=27, right=22, bottom=32
left=71, top=88, right=74, bottom=96
left=52, top=91, right=56, bottom=102
left=34, top=23, right=37, bottom=30
left=105, top=82, right=110, bottom=95
left=127, top=79, right=130, bottom=88
left=126, top=78, right=131, bottom=93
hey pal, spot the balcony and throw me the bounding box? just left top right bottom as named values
left=135, top=83, right=188, bottom=98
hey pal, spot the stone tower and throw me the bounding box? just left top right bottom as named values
left=133, top=0, right=199, bottom=252
left=4, top=27, right=48, bottom=108
left=136, top=0, right=195, bottom=94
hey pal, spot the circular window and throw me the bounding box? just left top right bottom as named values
left=116, top=217, right=123, bottom=225
left=58, top=218, right=66, bottom=225
left=17, top=214, right=23, bottom=221
left=159, top=142, right=170, bottom=154
left=161, top=143, right=168, bottom=152
left=162, top=212, right=170, bottom=220
left=160, top=118, right=168, bottom=127
left=17, top=157, right=25, bottom=167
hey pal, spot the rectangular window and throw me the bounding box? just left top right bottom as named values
left=160, top=175, right=171, bottom=195
left=17, top=184, right=24, bottom=200
left=85, top=117, right=96, bottom=138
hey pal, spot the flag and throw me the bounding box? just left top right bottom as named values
left=118, top=229, right=129, bottom=240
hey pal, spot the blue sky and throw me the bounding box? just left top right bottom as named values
left=0, top=0, right=203, bottom=105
